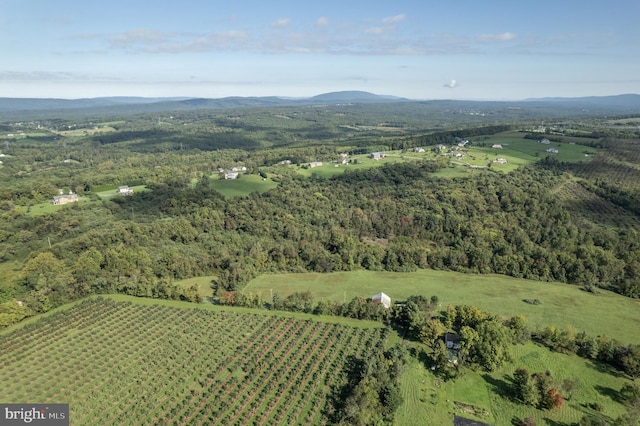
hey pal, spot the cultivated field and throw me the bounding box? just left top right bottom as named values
left=244, top=269, right=640, bottom=344
left=0, top=296, right=386, bottom=426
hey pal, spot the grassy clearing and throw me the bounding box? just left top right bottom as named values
left=95, top=184, right=148, bottom=198
left=244, top=269, right=640, bottom=344
left=19, top=185, right=148, bottom=216
left=395, top=356, right=456, bottom=426
left=209, top=174, right=278, bottom=198
left=175, top=275, right=216, bottom=299
left=21, top=197, right=92, bottom=216
left=295, top=154, right=406, bottom=179
left=396, top=341, right=632, bottom=426
left=483, top=342, right=629, bottom=425
left=56, top=126, right=116, bottom=137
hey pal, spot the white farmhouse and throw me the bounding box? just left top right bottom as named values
left=117, top=186, right=134, bottom=196
left=371, top=292, right=391, bottom=309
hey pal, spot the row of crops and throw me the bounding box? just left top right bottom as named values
left=0, top=298, right=386, bottom=425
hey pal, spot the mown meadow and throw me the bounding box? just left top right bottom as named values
left=243, top=269, right=640, bottom=344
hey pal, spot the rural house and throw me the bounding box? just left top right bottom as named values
left=117, top=186, right=133, bottom=196
left=309, top=161, right=323, bottom=168
left=491, top=144, right=502, bottom=149
left=52, top=190, right=79, bottom=205
left=546, top=148, right=559, bottom=154
left=445, top=332, right=461, bottom=350
left=224, top=171, right=239, bottom=180
left=371, top=292, right=391, bottom=309
left=370, top=152, right=385, bottom=160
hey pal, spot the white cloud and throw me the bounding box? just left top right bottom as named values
left=382, top=14, right=406, bottom=24
left=478, top=32, right=517, bottom=42
left=272, top=18, right=291, bottom=28
left=111, top=29, right=167, bottom=47
left=444, top=79, right=457, bottom=88
left=316, top=17, right=329, bottom=27
left=79, top=20, right=522, bottom=57
left=365, top=27, right=386, bottom=35
left=0, top=71, right=81, bottom=81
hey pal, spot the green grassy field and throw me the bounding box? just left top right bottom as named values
left=295, top=154, right=407, bottom=178
left=21, top=197, right=91, bottom=216
left=95, top=184, right=148, bottom=198
left=395, top=357, right=458, bottom=425
left=394, top=340, right=632, bottom=426
left=20, top=185, right=148, bottom=216
left=175, top=275, right=216, bottom=299
left=244, top=269, right=640, bottom=344
left=483, top=342, right=629, bottom=425
left=445, top=133, right=598, bottom=173
left=209, top=174, right=278, bottom=198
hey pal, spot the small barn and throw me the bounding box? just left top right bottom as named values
left=371, top=292, right=391, bottom=309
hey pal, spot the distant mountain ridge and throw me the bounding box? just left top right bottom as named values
left=309, top=91, right=406, bottom=102
left=0, top=91, right=639, bottom=119
left=0, top=91, right=404, bottom=113
left=523, top=93, right=640, bottom=107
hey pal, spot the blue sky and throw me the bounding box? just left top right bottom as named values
left=1, top=0, right=638, bottom=99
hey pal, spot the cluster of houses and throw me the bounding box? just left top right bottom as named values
left=433, top=138, right=470, bottom=159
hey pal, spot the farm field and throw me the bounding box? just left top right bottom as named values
left=209, top=174, right=278, bottom=198
left=0, top=296, right=386, bottom=425
left=244, top=269, right=640, bottom=344
left=1, top=295, right=634, bottom=426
